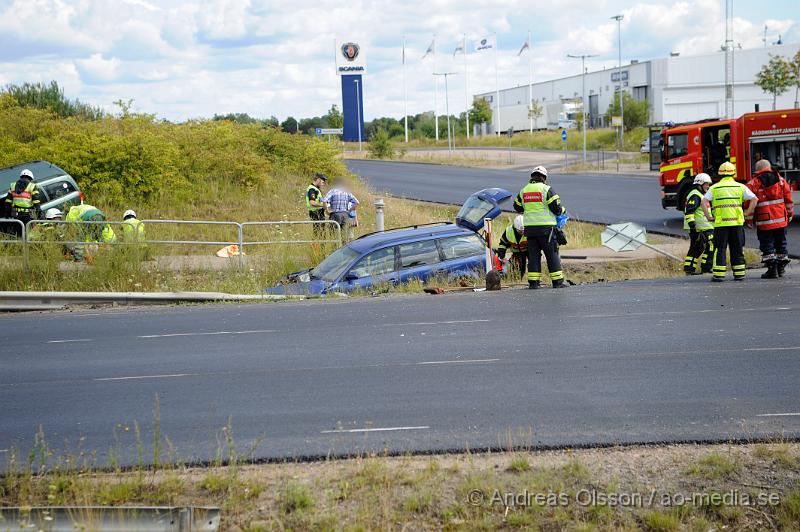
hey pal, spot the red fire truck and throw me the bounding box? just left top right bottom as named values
left=656, top=109, right=800, bottom=210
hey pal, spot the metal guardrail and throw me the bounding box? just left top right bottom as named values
left=0, top=218, right=25, bottom=243
left=0, top=506, right=220, bottom=531
left=1, top=218, right=342, bottom=270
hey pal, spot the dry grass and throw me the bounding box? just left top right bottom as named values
left=3, top=438, right=798, bottom=531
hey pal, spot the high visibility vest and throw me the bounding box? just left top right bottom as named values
left=519, top=182, right=557, bottom=227
left=709, top=177, right=745, bottom=227
left=66, top=204, right=102, bottom=222
left=500, top=225, right=528, bottom=253
left=9, top=181, right=37, bottom=211
left=683, top=189, right=714, bottom=231
left=122, top=217, right=145, bottom=241
left=66, top=205, right=116, bottom=243
left=306, top=184, right=323, bottom=212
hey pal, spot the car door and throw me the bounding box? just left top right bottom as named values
left=455, top=188, right=512, bottom=232
left=337, top=246, right=398, bottom=292
left=435, top=233, right=487, bottom=279
left=396, top=239, right=442, bottom=284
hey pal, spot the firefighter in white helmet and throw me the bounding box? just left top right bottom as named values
left=683, top=173, right=714, bottom=275
left=495, top=215, right=528, bottom=277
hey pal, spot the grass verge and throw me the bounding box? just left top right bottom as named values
left=3, top=433, right=798, bottom=530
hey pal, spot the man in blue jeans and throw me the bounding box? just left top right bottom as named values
left=323, top=185, right=359, bottom=242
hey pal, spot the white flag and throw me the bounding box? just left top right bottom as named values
left=517, top=37, right=529, bottom=56
left=422, top=38, right=435, bottom=60
left=474, top=35, right=496, bottom=53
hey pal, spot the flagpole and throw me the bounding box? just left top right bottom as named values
left=463, top=34, right=470, bottom=140
left=528, top=30, right=533, bottom=133
left=403, top=35, right=408, bottom=143
left=433, top=34, right=439, bottom=141
left=494, top=33, right=500, bottom=136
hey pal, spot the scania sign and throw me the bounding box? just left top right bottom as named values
left=335, top=39, right=367, bottom=75
left=341, top=42, right=360, bottom=61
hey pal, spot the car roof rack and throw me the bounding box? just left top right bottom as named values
left=353, top=222, right=451, bottom=241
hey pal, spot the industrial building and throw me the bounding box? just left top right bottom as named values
left=474, top=42, right=800, bottom=134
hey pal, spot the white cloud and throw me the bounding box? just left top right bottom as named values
left=0, top=0, right=795, bottom=121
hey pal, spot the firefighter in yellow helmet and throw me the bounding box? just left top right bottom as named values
left=701, top=162, right=756, bottom=282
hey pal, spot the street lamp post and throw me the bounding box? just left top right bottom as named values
left=611, top=14, right=624, bottom=152
left=434, top=72, right=458, bottom=154
left=567, top=53, right=597, bottom=163
left=353, top=79, right=362, bottom=152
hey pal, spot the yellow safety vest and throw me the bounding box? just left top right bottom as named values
left=683, top=189, right=714, bottom=231
left=122, top=217, right=145, bottom=242
left=709, top=177, right=745, bottom=227
left=519, top=182, right=557, bottom=227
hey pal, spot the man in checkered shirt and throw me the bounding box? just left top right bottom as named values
left=323, top=185, right=359, bottom=241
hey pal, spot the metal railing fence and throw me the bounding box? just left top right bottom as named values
left=0, top=218, right=341, bottom=270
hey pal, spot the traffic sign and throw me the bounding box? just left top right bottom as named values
left=611, top=116, right=623, bottom=127
left=601, top=222, right=681, bottom=260
left=315, top=128, right=343, bottom=136
left=602, top=222, right=647, bottom=252
left=561, top=130, right=567, bottom=142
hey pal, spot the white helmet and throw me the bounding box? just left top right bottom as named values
left=513, top=215, right=524, bottom=232
left=123, top=209, right=137, bottom=219
left=531, top=165, right=548, bottom=179
left=693, top=173, right=712, bottom=185
left=19, top=169, right=33, bottom=179
left=45, top=208, right=62, bottom=220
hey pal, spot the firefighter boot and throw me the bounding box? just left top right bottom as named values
left=528, top=280, right=540, bottom=289
left=761, top=260, right=779, bottom=279
left=552, top=279, right=567, bottom=289
left=778, top=257, right=790, bottom=277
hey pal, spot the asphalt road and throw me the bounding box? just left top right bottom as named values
left=346, top=159, right=800, bottom=256
left=2, top=276, right=799, bottom=465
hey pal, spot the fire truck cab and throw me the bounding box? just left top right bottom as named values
left=657, top=109, right=800, bottom=210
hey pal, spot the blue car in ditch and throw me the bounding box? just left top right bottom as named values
left=266, top=188, right=512, bottom=295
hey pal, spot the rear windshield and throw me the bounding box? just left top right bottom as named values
left=458, top=196, right=494, bottom=227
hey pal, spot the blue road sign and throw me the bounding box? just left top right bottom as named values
left=561, top=130, right=567, bottom=142
left=315, top=127, right=322, bottom=136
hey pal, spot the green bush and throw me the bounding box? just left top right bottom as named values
left=368, top=128, right=393, bottom=159
left=0, top=96, right=345, bottom=207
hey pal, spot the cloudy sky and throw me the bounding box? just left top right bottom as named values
left=1, top=0, right=797, bottom=122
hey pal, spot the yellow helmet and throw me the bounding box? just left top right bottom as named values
left=718, top=161, right=736, bottom=177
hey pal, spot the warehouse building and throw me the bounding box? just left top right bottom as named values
left=474, top=42, right=800, bottom=134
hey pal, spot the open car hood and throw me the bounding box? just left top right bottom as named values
left=455, top=188, right=513, bottom=232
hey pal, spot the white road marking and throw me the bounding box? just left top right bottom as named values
left=137, top=329, right=276, bottom=338
left=743, top=347, right=800, bottom=352
left=321, top=426, right=429, bottom=434
left=94, top=373, right=197, bottom=382
left=756, top=412, right=800, bottom=417
left=416, top=358, right=500, bottom=365
left=574, top=306, right=796, bottom=319
left=47, top=339, right=92, bottom=344
left=0, top=449, right=7, bottom=453
left=381, top=319, right=490, bottom=327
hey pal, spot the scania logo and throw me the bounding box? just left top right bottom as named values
left=480, top=39, right=487, bottom=45
left=341, top=42, right=360, bottom=62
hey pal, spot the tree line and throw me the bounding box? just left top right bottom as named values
left=755, top=50, right=800, bottom=109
